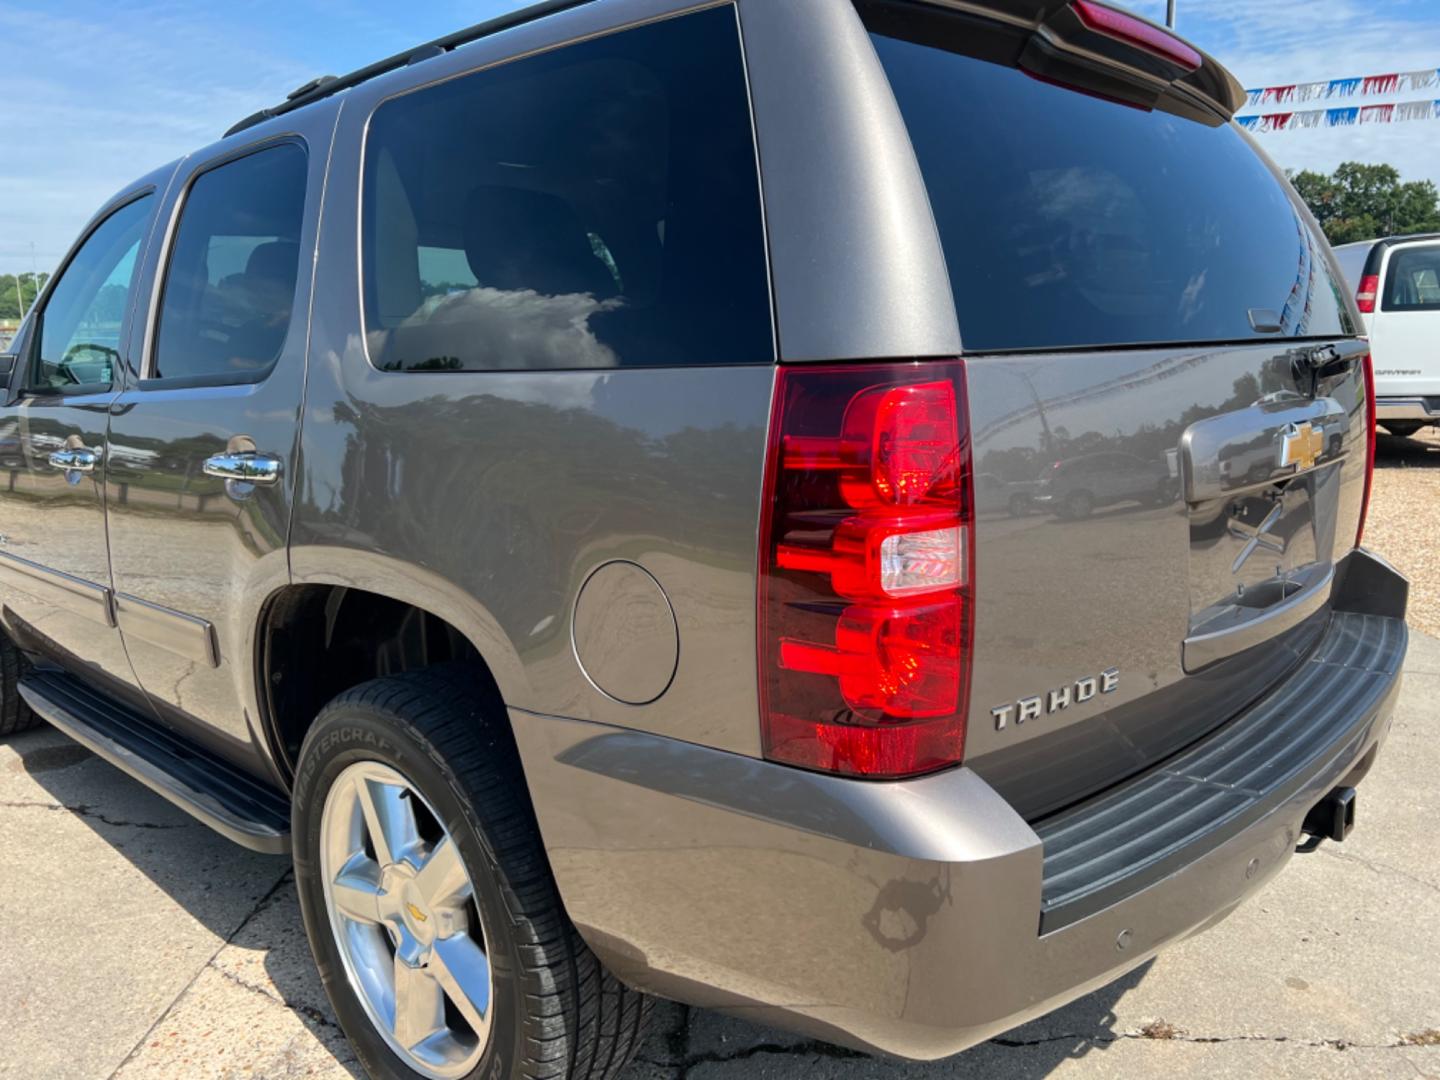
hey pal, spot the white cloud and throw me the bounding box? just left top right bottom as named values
left=3, top=1, right=1435, bottom=275
left=0, top=2, right=313, bottom=272
left=0, top=0, right=527, bottom=274
left=1123, top=0, right=1440, bottom=184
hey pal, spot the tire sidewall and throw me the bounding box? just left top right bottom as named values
left=292, top=705, right=519, bottom=1080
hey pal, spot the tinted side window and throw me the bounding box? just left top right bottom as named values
left=152, top=143, right=307, bottom=382
left=1383, top=246, right=1440, bottom=311
left=362, top=6, right=772, bottom=372
left=31, top=195, right=152, bottom=394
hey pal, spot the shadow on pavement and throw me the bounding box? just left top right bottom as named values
left=625, top=944, right=1156, bottom=1077
left=1376, top=428, right=1440, bottom=469
left=6, top=727, right=362, bottom=1077
left=13, top=725, right=1154, bottom=1080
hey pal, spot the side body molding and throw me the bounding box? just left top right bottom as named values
left=0, top=550, right=115, bottom=627
left=114, top=593, right=220, bottom=668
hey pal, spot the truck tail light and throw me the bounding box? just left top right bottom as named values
left=757, top=362, right=974, bottom=779
left=1356, top=274, right=1380, bottom=314
left=1358, top=349, right=1376, bottom=546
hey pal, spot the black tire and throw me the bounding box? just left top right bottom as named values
left=292, top=666, right=651, bottom=1080
left=0, top=633, right=38, bottom=736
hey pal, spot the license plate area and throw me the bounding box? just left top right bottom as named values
left=1180, top=396, right=1350, bottom=671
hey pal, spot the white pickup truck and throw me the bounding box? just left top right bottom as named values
left=1335, top=234, right=1440, bottom=436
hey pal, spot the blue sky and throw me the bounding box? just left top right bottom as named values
left=2, top=0, right=1440, bottom=275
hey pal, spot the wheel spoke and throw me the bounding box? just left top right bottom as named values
left=331, top=854, right=384, bottom=924
left=430, top=933, right=492, bottom=1040
left=416, top=836, right=471, bottom=911
left=356, top=775, right=422, bottom=867
left=320, top=761, right=493, bottom=1076
left=391, top=953, right=446, bottom=1050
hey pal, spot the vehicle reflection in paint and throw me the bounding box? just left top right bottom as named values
left=1030, top=451, right=1177, bottom=520
left=962, top=343, right=1367, bottom=815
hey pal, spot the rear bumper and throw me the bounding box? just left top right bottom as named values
left=511, top=552, right=1408, bottom=1061
left=1376, top=396, right=1440, bottom=422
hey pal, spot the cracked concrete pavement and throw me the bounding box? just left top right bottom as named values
left=2, top=637, right=1438, bottom=1079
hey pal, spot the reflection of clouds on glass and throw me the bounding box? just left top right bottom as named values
left=1030, top=167, right=1148, bottom=244
left=371, top=286, right=626, bottom=372
left=1028, top=167, right=1152, bottom=315
left=1179, top=269, right=1208, bottom=324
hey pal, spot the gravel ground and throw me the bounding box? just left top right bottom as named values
left=1364, top=427, right=1440, bottom=636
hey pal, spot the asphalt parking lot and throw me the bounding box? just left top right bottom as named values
left=2, top=431, right=1438, bottom=1080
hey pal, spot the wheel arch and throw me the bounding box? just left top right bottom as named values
left=259, top=547, right=530, bottom=783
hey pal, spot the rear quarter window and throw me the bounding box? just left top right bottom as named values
left=870, top=29, right=1356, bottom=352
left=361, top=6, right=773, bottom=372
left=1383, top=245, right=1440, bottom=311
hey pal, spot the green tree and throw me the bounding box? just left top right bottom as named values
left=1290, top=162, right=1440, bottom=246
left=0, top=272, right=50, bottom=321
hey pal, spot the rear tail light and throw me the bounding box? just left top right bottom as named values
left=757, top=362, right=974, bottom=779
left=1071, top=0, right=1202, bottom=72
left=1357, top=350, right=1376, bottom=546
left=1356, top=274, right=1380, bottom=314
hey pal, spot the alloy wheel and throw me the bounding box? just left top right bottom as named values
left=320, top=761, right=492, bottom=1078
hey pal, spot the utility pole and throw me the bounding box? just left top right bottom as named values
left=1167, top=0, right=1176, bottom=29
left=25, top=240, right=37, bottom=319
left=12, top=273, right=24, bottom=321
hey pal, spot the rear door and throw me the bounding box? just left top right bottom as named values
left=104, top=113, right=334, bottom=773
left=860, top=3, right=1370, bottom=817
left=1371, top=240, right=1440, bottom=397
left=0, top=186, right=162, bottom=706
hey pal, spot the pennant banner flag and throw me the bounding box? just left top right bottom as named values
left=1245, top=67, right=1439, bottom=109
left=1237, top=98, right=1440, bottom=133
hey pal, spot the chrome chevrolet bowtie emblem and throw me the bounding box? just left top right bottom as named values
left=1278, top=421, right=1324, bottom=471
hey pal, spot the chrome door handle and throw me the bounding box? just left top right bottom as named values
left=203, top=452, right=282, bottom=486
left=48, top=448, right=98, bottom=472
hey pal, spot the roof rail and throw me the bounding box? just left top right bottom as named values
left=225, top=0, right=596, bottom=138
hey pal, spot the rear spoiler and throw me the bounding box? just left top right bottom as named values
left=856, top=0, right=1247, bottom=125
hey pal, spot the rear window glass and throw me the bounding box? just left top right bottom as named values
left=361, top=6, right=773, bottom=372
left=1383, top=246, right=1440, bottom=311
left=871, top=31, right=1356, bottom=352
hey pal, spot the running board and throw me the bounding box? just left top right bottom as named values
left=19, top=671, right=291, bottom=853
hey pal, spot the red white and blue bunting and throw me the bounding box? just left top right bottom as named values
left=1238, top=99, right=1440, bottom=132
left=1244, top=68, right=1439, bottom=107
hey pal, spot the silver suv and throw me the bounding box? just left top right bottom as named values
left=0, top=1, right=1406, bottom=1078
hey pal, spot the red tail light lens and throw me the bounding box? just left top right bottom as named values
left=1356, top=274, right=1380, bottom=314
left=1358, top=350, right=1376, bottom=546
left=1071, top=0, right=1202, bottom=72
left=758, top=362, right=974, bottom=779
